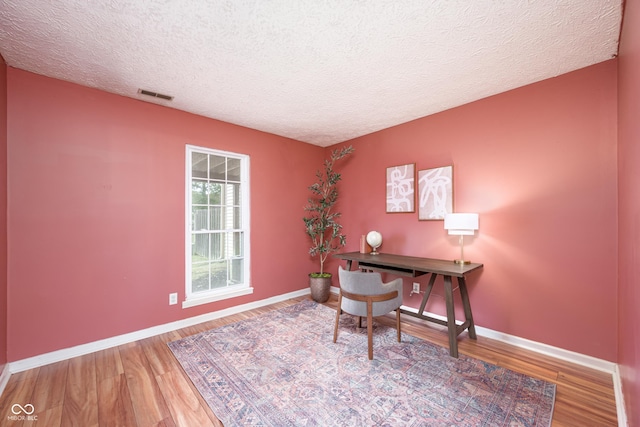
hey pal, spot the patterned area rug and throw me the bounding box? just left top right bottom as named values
left=168, top=300, right=555, bottom=426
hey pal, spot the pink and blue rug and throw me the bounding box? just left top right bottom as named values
left=168, top=300, right=555, bottom=426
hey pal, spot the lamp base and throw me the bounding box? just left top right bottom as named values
left=453, top=259, right=471, bottom=265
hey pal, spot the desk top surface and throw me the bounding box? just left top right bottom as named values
left=333, top=252, right=483, bottom=277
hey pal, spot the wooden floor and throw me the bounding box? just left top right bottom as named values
left=0, top=295, right=618, bottom=426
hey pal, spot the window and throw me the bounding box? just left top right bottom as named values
left=184, top=145, right=251, bottom=308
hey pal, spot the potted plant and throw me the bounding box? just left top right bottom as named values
left=303, top=145, right=354, bottom=302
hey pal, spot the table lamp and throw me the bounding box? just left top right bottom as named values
left=444, top=213, right=478, bottom=264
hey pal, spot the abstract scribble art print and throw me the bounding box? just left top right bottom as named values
left=386, top=164, right=415, bottom=213
left=418, top=165, right=453, bottom=220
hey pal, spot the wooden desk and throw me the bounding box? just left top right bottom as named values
left=333, top=252, right=483, bottom=358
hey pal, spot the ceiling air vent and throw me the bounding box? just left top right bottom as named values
left=137, top=89, right=174, bottom=101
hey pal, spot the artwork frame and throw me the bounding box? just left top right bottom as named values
left=386, top=163, right=415, bottom=213
left=418, top=165, right=453, bottom=220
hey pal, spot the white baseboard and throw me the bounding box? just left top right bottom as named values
left=0, top=364, right=11, bottom=398
left=474, top=319, right=627, bottom=426
left=7, top=288, right=311, bottom=374
left=399, top=304, right=617, bottom=373
left=3, top=289, right=629, bottom=426
left=612, top=364, right=628, bottom=427
left=475, top=324, right=617, bottom=373
left=399, top=304, right=627, bottom=426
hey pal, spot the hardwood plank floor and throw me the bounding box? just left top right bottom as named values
left=0, top=296, right=618, bottom=426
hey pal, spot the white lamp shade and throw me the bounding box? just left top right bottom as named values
left=444, top=213, right=479, bottom=235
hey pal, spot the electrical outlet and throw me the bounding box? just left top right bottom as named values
left=412, top=282, right=420, bottom=293
left=169, top=293, right=178, bottom=305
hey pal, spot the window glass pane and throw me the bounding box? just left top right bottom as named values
left=192, top=152, right=208, bottom=179
left=210, top=232, right=225, bottom=260
left=210, top=155, right=226, bottom=180
left=192, top=207, right=208, bottom=231
left=191, top=262, right=209, bottom=293
left=227, top=158, right=241, bottom=181
left=232, top=207, right=241, bottom=229
left=232, top=231, right=243, bottom=256
left=192, top=233, right=209, bottom=260
left=209, top=207, right=224, bottom=230
left=224, top=207, right=234, bottom=230
left=210, top=261, right=228, bottom=288
left=228, top=183, right=241, bottom=205
left=191, top=181, right=208, bottom=205
left=209, top=182, right=223, bottom=205
left=230, top=258, right=243, bottom=284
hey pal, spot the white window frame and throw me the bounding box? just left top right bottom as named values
left=184, top=145, right=252, bottom=308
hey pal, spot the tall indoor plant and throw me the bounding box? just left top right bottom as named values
left=303, top=145, right=354, bottom=302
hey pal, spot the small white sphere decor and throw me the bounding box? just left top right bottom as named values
left=366, top=231, right=382, bottom=255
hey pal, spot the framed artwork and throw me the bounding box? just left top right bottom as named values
left=386, top=163, right=415, bottom=213
left=418, top=165, right=453, bottom=220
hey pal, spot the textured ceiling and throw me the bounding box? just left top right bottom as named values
left=0, top=0, right=622, bottom=146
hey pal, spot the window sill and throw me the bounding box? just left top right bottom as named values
left=182, top=286, right=254, bottom=309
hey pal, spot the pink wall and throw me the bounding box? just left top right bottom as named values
left=6, top=69, right=320, bottom=361
left=0, top=56, right=623, bottom=371
left=330, top=61, right=618, bottom=361
left=0, top=57, right=7, bottom=369
left=618, top=0, right=640, bottom=423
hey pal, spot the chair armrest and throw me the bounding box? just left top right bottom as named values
left=382, top=278, right=403, bottom=294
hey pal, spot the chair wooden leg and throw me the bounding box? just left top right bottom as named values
left=333, top=292, right=342, bottom=343
left=396, top=308, right=401, bottom=342
left=338, top=288, right=400, bottom=360
left=367, top=301, right=373, bottom=360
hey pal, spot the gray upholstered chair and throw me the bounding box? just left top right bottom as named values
left=333, top=266, right=404, bottom=360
